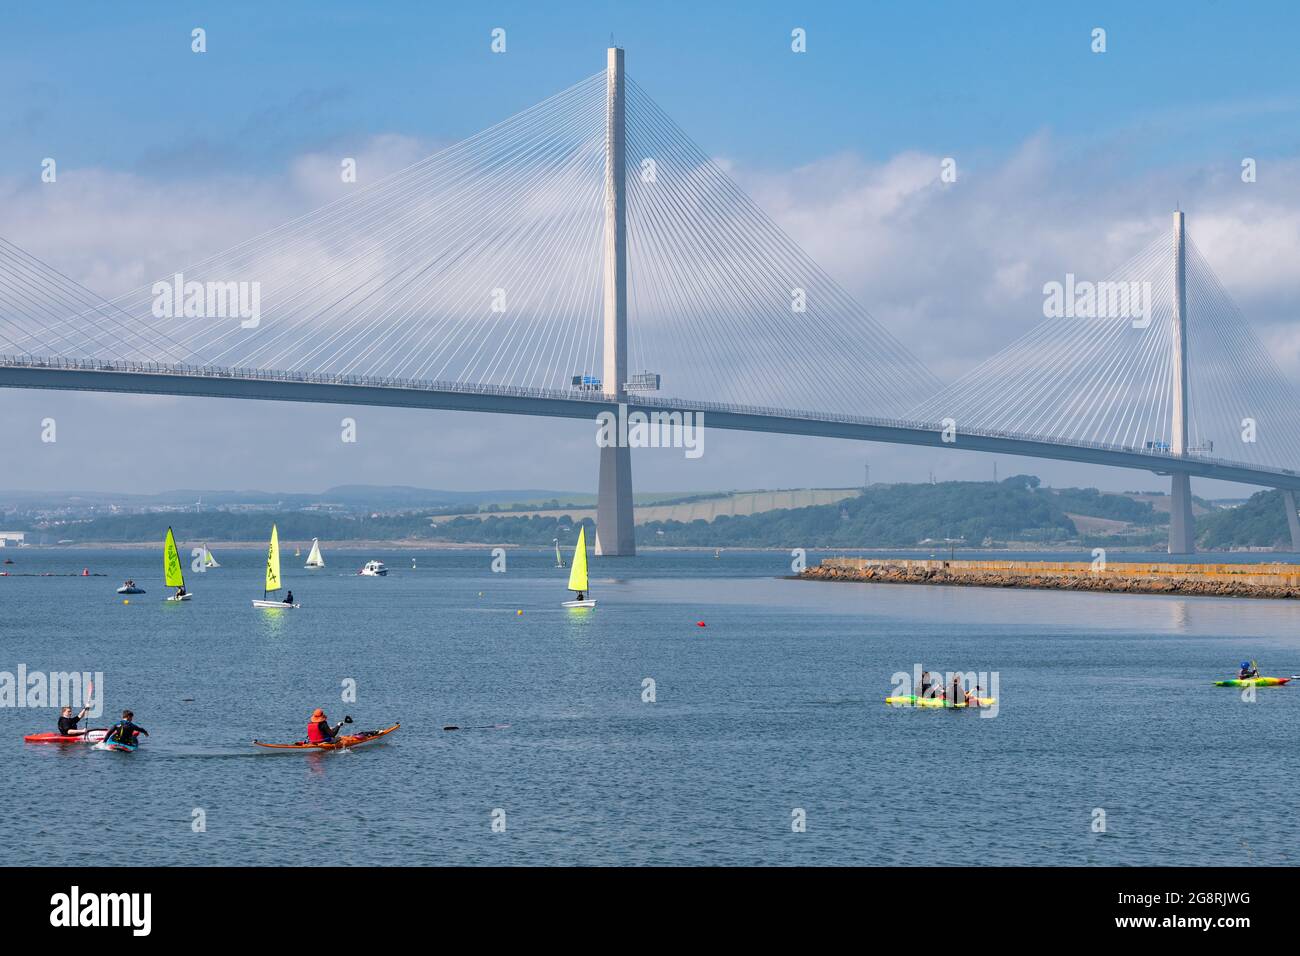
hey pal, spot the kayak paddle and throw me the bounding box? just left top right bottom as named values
left=443, top=724, right=511, bottom=731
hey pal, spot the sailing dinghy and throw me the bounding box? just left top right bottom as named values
left=202, top=544, right=220, bottom=568
left=163, top=527, right=191, bottom=601
left=253, top=524, right=300, bottom=608
left=561, top=526, right=596, bottom=608
left=304, top=537, right=325, bottom=568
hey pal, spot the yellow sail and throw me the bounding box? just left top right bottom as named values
left=567, top=526, right=589, bottom=593
left=163, top=527, right=185, bottom=588
left=264, top=524, right=282, bottom=593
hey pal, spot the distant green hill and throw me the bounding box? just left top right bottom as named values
left=1196, top=489, right=1292, bottom=549
left=637, top=476, right=1086, bottom=548
left=33, top=476, right=1283, bottom=551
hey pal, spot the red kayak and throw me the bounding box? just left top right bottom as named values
left=24, top=729, right=108, bottom=744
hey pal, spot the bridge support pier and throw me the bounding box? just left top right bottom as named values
left=1167, top=211, right=1195, bottom=555
left=597, top=444, right=635, bottom=555
left=594, top=46, right=636, bottom=556
left=1168, top=473, right=1196, bottom=554
left=1283, top=490, right=1300, bottom=552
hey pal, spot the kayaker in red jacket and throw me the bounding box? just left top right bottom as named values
left=307, top=709, right=347, bottom=743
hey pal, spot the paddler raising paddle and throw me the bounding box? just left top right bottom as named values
left=57, top=705, right=90, bottom=738
left=1238, top=660, right=1259, bottom=680
left=306, top=708, right=352, bottom=744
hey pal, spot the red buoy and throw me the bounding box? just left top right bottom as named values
left=696, top=621, right=706, bottom=627
left=82, top=568, right=89, bottom=576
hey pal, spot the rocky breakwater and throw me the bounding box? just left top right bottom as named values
left=800, top=558, right=1300, bottom=599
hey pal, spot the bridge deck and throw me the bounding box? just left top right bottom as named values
left=3, top=357, right=1297, bottom=491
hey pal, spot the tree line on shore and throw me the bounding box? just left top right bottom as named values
left=11, top=478, right=1288, bottom=550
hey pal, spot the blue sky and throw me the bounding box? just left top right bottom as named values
left=6, top=1, right=1299, bottom=177
left=5, top=1, right=1300, bottom=497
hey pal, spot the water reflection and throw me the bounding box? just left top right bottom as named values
left=563, top=605, right=597, bottom=642
left=1166, top=600, right=1191, bottom=633
left=628, top=573, right=1300, bottom=639
left=256, top=607, right=288, bottom=639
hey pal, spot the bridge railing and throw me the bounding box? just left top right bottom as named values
left=2, top=353, right=1294, bottom=482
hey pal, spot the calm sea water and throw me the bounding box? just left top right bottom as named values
left=3, top=547, right=1299, bottom=866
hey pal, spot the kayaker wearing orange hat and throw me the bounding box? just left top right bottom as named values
left=306, top=709, right=351, bottom=743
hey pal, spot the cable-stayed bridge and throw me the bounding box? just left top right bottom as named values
left=4, top=48, right=1300, bottom=555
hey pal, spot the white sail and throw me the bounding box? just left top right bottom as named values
left=305, top=538, right=325, bottom=568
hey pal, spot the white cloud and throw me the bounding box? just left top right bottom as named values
left=733, top=134, right=1300, bottom=383
left=5, top=131, right=1300, bottom=496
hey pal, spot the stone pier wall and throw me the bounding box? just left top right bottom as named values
left=801, top=558, right=1300, bottom=599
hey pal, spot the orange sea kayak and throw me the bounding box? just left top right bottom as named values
left=252, top=723, right=400, bottom=750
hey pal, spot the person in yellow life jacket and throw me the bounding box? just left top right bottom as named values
left=306, top=708, right=351, bottom=743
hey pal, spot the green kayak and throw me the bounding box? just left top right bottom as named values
left=1213, top=677, right=1289, bottom=687
left=885, top=695, right=996, bottom=708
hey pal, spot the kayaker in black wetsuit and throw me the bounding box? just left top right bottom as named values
left=106, top=710, right=149, bottom=745
left=57, top=705, right=89, bottom=737
left=929, top=672, right=944, bottom=700
left=1239, top=661, right=1258, bottom=680
left=949, top=674, right=964, bottom=705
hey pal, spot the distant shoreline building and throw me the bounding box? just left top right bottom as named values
left=0, top=531, right=26, bottom=547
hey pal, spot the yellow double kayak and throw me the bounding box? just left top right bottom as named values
left=885, top=695, right=996, bottom=708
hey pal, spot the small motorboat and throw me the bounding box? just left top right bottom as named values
left=116, top=582, right=146, bottom=595
left=359, top=560, right=388, bottom=577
